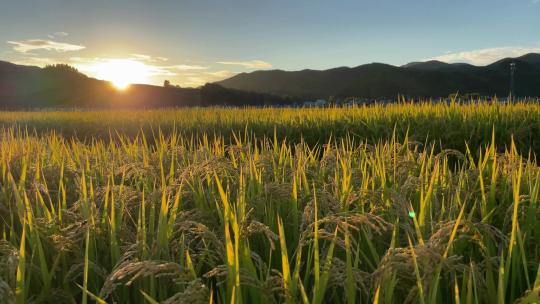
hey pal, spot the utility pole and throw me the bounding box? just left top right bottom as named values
left=510, top=62, right=516, bottom=101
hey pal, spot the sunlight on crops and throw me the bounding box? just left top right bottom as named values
left=0, top=101, right=539, bottom=303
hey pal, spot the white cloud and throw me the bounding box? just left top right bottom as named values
left=7, top=39, right=85, bottom=53
left=532, top=0, right=540, bottom=4
left=146, top=66, right=178, bottom=76
left=70, top=57, right=178, bottom=77
left=429, top=45, right=540, bottom=65
left=8, top=51, right=226, bottom=87
left=217, top=60, right=272, bottom=69
left=131, top=53, right=152, bottom=61
left=131, top=53, right=169, bottom=62
left=170, top=64, right=208, bottom=70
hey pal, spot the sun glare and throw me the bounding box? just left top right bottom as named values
left=79, top=59, right=152, bottom=90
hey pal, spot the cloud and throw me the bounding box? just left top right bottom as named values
left=532, top=0, right=540, bottom=4
left=131, top=53, right=169, bottom=62
left=145, top=66, right=178, bottom=76
left=429, top=45, right=540, bottom=65
left=217, top=60, right=272, bottom=69
left=206, top=70, right=237, bottom=79
left=70, top=57, right=178, bottom=77
left=69, top=57, right=215, bottom=85
left=10, top=52, right=223, bottom=87
left=7, top=39, right=85, bottom=53
left=170, top=64, right=208, bottom=70
left=47, top=32, right=69, bottom=39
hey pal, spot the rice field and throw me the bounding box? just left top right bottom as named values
left=0, top=101, right=539, bottom=303
left=1, top=99, right=540, bottom=153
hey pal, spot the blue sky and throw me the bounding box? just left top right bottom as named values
left=1, top=0, right=539, bottom=86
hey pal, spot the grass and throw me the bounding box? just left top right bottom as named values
left=0, top=101, right=539, bottom=303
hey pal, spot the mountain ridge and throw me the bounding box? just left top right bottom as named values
left=1, top=53, right=539, bottom=109
left=0, top=62, right=291, bottom=108
left=217, top=53, right=540, bottom=98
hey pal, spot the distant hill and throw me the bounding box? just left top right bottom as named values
left=0, top=62, right=291, bottom=109
left=2, top=54, right=540, bottom=108
left=401, top=60, right=452, bottom=70
left=217, top=53, right=540, bottom=99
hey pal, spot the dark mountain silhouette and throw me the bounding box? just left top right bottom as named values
left=217, top=53, right=540, bottom=99
left=401, top=60, right=453, bottom=70
left=0, top=62, right=291, bottom=109
left=2, top=54, right=539, bottom=108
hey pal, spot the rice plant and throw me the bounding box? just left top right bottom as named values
left=0, top=101, right=539, bottom=303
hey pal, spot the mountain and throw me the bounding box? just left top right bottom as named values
left=2, top=54, right=539, bottom=108
left=217, top=53, right=540, bottom=99
left=402, top=60, right=477, bottom=72
left=401, top=60, right=452, bottom=70
left=0, top=62, right=291, bottom=109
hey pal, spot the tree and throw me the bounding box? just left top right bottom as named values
left=164, top=80, right=171, bottom=87
left=43, top=64, right=83, bottom=75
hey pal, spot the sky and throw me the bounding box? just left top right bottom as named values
left=1, top=0, right=539, bottom=87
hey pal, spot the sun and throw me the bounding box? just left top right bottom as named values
left=111, top=78, right=130, bottom=90
left=80, top=59, right=152, bottom=90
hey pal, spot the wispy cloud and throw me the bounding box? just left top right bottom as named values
left=129, top=54, right=208, bottom=71
left=170, top=64, right=208, bottom=70
left=8, top=50, right=227, bottom=87
left=68, top=56, right=216, bottom=86
left=7, top=39, right=85, bottom=53
left=131, top=53, right=169, bottom=62
left=54, top=32, right=69, bottom=37
left=217, top=60, right=272, bottom=69
left=206, top=70, right=237, bottom=78
left=532, top=0, right=540, bottom=4
left=47, top=32, right=69, bottom=39
left=70, top=57, right=178, bottom=77
left=429, top=45, right=540, bottom=65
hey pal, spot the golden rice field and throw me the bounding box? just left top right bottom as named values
left=0, top=101, right=539, bottom=303
left=0, top=100, right=539, bottom=153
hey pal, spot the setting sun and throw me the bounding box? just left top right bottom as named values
left=77, top=59, right=152, bottom=89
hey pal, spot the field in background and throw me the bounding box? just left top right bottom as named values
left=0, top=102, right=539, bottom=303
left=2, top=100, right=540, bottom=154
